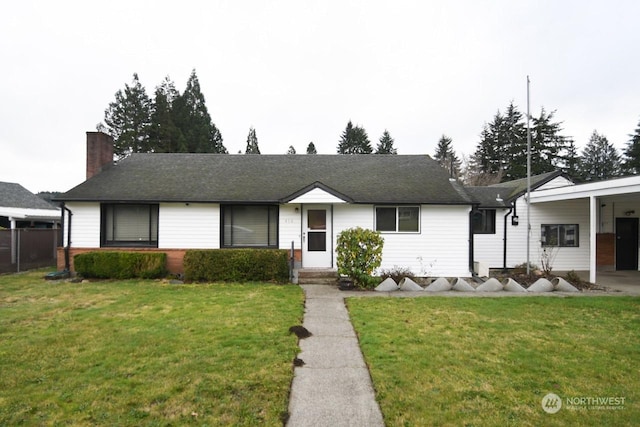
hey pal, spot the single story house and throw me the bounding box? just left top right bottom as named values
left=56, top=132, right=640, bottom=283
left=56, top=132, right=477, bottom=277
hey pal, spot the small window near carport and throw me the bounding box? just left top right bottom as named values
left=472, top=209, right=496, bottom=234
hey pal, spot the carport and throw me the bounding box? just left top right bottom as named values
left=530, top=175, right=640, bottom=284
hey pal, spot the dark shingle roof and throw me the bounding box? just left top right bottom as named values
left=488, top=170, right=568, bottom=201
left=0, top=182, right=58, bottom=210
left=465, top=170, right=572, bottom=208
left=57, top=154, right=475, bottom=205
left=464, top=187, right=511, bottom=208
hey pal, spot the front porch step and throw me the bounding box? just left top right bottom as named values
left=297, top=269, right=339, bottom=285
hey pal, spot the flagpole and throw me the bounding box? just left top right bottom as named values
left=526, top=76, right=532, bottom=275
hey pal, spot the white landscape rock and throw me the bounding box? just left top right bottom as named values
left=502, top=278, right=527, bottom=292
left=475, top=278, right=504, bottom=292
left=375, top=277, right=399, bottom=292
left=424, top=277, right=452, bottom=292
left=399, top=277, right=423, bottom=291
left=552, top=277, right=580, bottom=292
left=451, top=277, right=476, bottom=292
left=527, top=278, right=554, bottom=292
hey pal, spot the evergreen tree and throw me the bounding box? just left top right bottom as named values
left=530, top=108, right=573, bottom=176
left=472, top=113, right=508, bottom=177
left=173, top=69, right=227, bottom=153
left=434, top=134, right=461, bottom=178
left=623, top=118, right=640, bottom=174
left=245, top=127, right=261, bottom=154
left=578, top=130, right=622, bottom=181
left=149, top=76, right=186, bottom=153
left=375, top=130, right=397, bottom=154
left=306, top=142, right=317, bottom=154
left=502, top=102, right=527, bottom=180
left=337, top=121, right=373, bottom=154
left=102, top=73, right=152, bottom=159
left=562, top=140, right=581, bottom=178
left=471, top=103, right=573, bottom=182
left=287, top=145, right=296, bottom=154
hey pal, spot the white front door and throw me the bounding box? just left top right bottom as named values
left=302, top=205, right=332, bottom=268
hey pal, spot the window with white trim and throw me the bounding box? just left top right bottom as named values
left=541, top=224, right=579, bottom=247
left=375, top=206, right=420, bottom=233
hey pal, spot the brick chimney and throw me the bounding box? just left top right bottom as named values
left=86, top=131, right=114, bottom=179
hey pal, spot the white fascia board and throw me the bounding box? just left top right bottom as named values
left=287, top=187, right=348, bottom=204
left=530, top=176, right=640, bottom=203
left=0, top=207, right=61, bottom=220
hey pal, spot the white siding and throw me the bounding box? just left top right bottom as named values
left=66, top=202, right=101, bottom=247
left=332, top=204, right=470, bottom=277
left=473, top=208, right=511, bottom=269
left=279, top=204, right=301, bottom=250
left=480, top=197, right=592, bottom=271
left=159, top=203, right=219, bottom=249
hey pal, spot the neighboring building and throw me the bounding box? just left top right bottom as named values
left=0, top=182, right=60, bottom=229
left=55, top=132, right=476, bottom=276
left=0, top=181, right=61, bottom=273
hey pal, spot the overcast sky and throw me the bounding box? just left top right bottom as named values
left=1, top=0, right=638, bottom=193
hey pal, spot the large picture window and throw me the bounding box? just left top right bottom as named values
left=222, top=205, right=278, bottom=247
left=472, top=209, right=496, bottom=234
left=102, top=204, right=158, bottom=247
left=375, top=206, right=420, bottom=233
left=541, top=224, right=579, bottom=247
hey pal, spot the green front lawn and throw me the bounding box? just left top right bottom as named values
left=0, top=271, right=303, bottom=425
left=348, top=296, right=640, bottom=426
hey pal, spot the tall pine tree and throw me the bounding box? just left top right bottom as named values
left=173, top=69, right=227, bottom=153
left=306, top=142, right=317, bottom=154
left=434, top=134, right=461, bottom=178
left=375, top=130, right=397, bottom=154
left=470, top=103, right=573, bottom=182
left=102, top=73, right=152, bottom=159
left=245, top=127, right=261, bottom=154
left=337, top=121, right=372, bottom=154
left=149, top=76, right=186, bottom=153
left=578, top=130, right=622, bottom=181
left=623, top=118, right=640, bottom=174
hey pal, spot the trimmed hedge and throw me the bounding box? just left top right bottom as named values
left=184, top=249, right=290, bottom=283
left=74, top=251, right=167, bottom=279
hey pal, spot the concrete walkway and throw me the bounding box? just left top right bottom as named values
left=287, top=285, right=384, bottom=427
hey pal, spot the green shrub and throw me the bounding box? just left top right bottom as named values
left=183, top=249, right=290, bottom=283
left=75, top=251, right=167, bottom=279
left=336, top=227, right=384, bottom=289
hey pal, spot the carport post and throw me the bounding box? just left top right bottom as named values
left=589, top=195, right=597, bottom=283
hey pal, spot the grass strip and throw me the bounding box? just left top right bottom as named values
left=348, top=296, right=639, bottom=426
